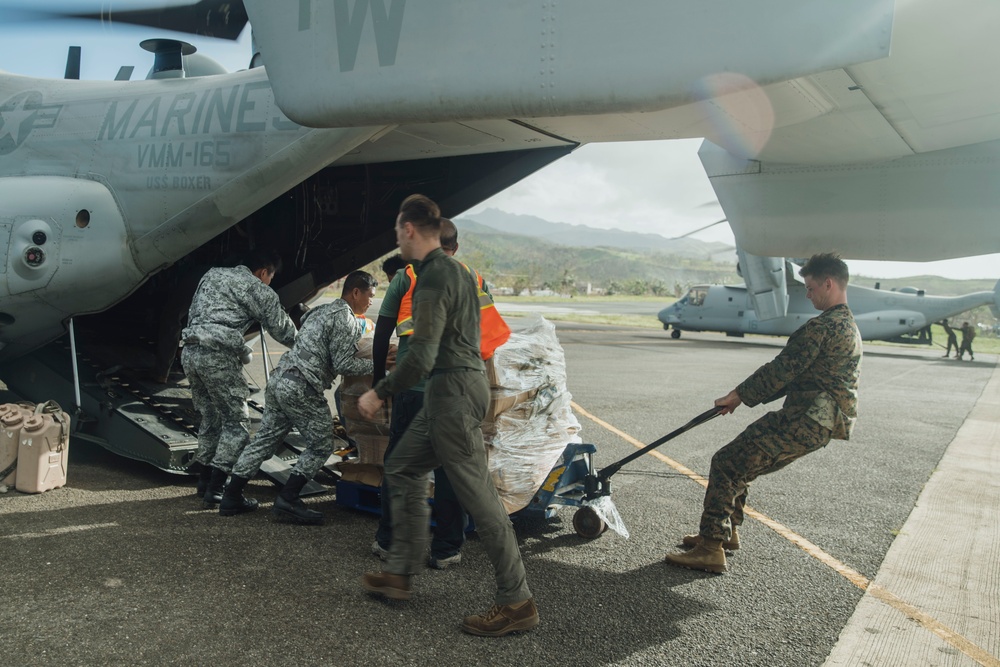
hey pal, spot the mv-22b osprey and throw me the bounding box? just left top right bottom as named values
left=2, top=0, right=998, bottom=472
left=659, top=257, right=1000, bottom=343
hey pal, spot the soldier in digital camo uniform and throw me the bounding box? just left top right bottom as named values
left=218, top=271, right=377, bottom=524
left=664, top=253, right=863, bottom=574
left=182, top=249, right=298, bottom=508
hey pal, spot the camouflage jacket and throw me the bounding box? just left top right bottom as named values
left=182, top=266, right=297, bottom=354
left=737, top=303, right=862, bottom=440
left=276, top=299, right=373, bottom=393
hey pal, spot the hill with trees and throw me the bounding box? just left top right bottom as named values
left=450, top=218, right=736, bottom=296
left=355, top=209, right=998, bottom=330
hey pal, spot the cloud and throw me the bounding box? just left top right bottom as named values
left=470, top=139, right=728, bottom=240
left=470, top=140, right=1000, bottom=278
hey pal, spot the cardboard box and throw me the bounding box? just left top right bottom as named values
left=484, top=355, right=501, bottom=388
left=339, top=390, right=392, bottom=437
left=336, top=461, right=383, bottom=487
left=355, top=432, right=391, bottom=465
left=487, top=388, right=537, bottom=422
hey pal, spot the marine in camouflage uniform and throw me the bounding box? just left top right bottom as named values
left=219, top=271, right=377, bottom=524
left=666, top=253, right=862, bottom=574
left=181, top=251, right=297, bottom=507
left=956, top=321, right=976, bottom=360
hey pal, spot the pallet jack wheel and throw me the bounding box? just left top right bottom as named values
left=573, top=506, right=607, bottom=539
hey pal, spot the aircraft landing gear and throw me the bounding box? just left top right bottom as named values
left=671, top=329, right=681, bottom=339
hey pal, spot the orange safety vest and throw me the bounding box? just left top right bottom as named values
left=395, top=263, right=418, bottom=337
left=462, top=262, right=511, bottom=360
left=394, top=261, right=510, bottom=359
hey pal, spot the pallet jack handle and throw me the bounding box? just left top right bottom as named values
left=584, top=405, right=725, bottom=500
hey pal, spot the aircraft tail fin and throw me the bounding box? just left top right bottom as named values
left=991, top=279, right=1000, bottom=318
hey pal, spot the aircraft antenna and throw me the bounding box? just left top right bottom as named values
left=64, top=46, right=81, bottom=79
left=674, top=217, right=728, bottom=239
left=140, top=38, right=197, bottom=79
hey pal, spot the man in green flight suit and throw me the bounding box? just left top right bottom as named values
left=358, top=194, right=537, bottom=637
left=665, top=253, right=863, bottom=574
left=370, top=219, right=489, bottom=569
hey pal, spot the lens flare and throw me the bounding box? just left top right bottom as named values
left=694, top=72, right=775, bottom=159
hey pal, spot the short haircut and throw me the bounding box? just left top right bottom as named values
left=799, top=252, right=849, bottom=288
left=381, top=254, right=407, bottom=278
left=342, top=270, right=378, bottom=296
left=439, top=218, right=458, bottom=252
left=244, top=248, right=283, bottom=275
left=398, top=194, right=441, bottom=235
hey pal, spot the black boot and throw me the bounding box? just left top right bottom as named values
left=193, top=463, right=213, bottom=497
left=219, top=475, right=259, bottom=516
left=202, top=466, right=227, bottom=508
left=272, top=473, right=324, bottom=525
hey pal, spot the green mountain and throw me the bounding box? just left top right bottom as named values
left=452, top=218, right=738, bottom=295
left=463, top=207, right=733, bottom=258
left=364, top=209, right=996, bottom=303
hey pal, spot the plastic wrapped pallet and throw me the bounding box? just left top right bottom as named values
left=484, top=316, right=582, bottom=514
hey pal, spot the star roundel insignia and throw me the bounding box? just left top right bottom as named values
left=0, top=91, right=63, bottom=156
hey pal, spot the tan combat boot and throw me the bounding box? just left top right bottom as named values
left=361, top=572, right=412, bottom=600
left=461, top=598, right=539, bottom=637
left=682, top=527, right=740, bottom=550
left=664, top=538, right=728, bottom=573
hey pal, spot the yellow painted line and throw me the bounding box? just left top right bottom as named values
left=571, top=401, right=1000, bottom=667
left=866, top=583, right=1000, bottom=667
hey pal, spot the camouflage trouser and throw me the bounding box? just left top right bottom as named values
left=699, top=410, right=832, bottom=542
left=183, top=344, right=250, bottom=471
left=945, top=334, right=958, bottom=356
left=231, top=373, right=334, bottom=481
left=384, top=370, right=531, bottom=605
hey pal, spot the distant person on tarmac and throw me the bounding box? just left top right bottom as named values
left=182, top=249, right=297, bottom=508
left=956, top=321, right=976, bottom=361
left=664, top=253, right=862, bottom=574
left=941, top=320, right=959, bottom=357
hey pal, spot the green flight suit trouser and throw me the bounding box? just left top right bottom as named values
left=383, top=369, right=532, bottom=605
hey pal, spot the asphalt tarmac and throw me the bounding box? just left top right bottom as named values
left=0, top=318, right=995, bottom=667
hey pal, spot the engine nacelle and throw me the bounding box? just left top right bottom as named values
left=0, top=176, right=143, bottom=359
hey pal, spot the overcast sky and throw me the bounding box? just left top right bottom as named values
left=2, top=3, right=997, bottom=282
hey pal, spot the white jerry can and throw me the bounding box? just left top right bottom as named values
left=15, top=402, right=70, bottom=494
left=0, top=402, right=35, bottom=490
